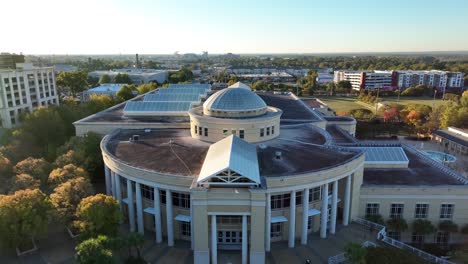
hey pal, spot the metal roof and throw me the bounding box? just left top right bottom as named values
left=124, top=101, right=192, bottom=113
left=198, top=135, right=260, bottom=185
left=158, top=87, right=208, bottom=95
left=203, top=83, right=267, bottom=111
left=168, top=83, right=210, bottom=90
left=349, top=147, right=409, bottom=164
left=143, top=93, right=201, bottom=102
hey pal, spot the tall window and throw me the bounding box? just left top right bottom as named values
left=307, top=216, right=314, bottom=230
left=194, top=125, right=198, bottom=135
left=231, top=129, right=236, bottom=135
left=365, top=203, right=380, bottom=217
left=440, top=204, right=454, bottom=219
left=390, top=203, right=404, bottom=219
left=271, top=126, right=275, bottom=135
left=260, top=128, right=264, bottom=137
left=141, top=184, right=154, bottom=200
left=160, top=190, right=167, bottom=204
left=271, top=193, right=291, bottom=209
left=271, top=223, right=282, bottom=238
left=387, top=231, right=401, bottom=240
left=309, top=187, right=322, bottom=202
left=198, top=126, right=202, bottom=136
left=223, top=129, right=228, bottom=136
left=204, top=127, right=208, bottom=137
left=172, top=192, right=190, bottom=209
left=180, top=222, right=191, bottom=238
left=295, top=191, right=302, bottom=205
left=266, top=127, right=270, bottom=136
left=412, top=232, right=424, bottom=244
left=239, top=129, right=245, bottom=139
left=435, top=232, right=449, bottom=247
left=415, top=204, right=429, bottom=219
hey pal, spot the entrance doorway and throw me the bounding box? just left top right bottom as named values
left=218, top=230, right=242, bottom=250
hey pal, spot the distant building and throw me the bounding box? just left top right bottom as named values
left=334, top=70, right=464, bottom=91
left=81, top=83, right=125, bottom=101
left=88, top=69, right=168, bottom=85
left=0, top=63, right=59, bottom=128
left=432, top=127, right=468, bottom=155
left=0, top=53, right=25, bottom=69
left=54, top=64, right=78, bottom=73
left=316, top=73, right=333, bottom=84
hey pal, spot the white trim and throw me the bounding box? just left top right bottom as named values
left=271, top=216, right=288, bottom=223
left=361, top=195, right=468, bottom=200
left=175, top=214, right=191, bottom=222
left=208, top=212, right=251, bottom=216
left=192, top=200, right=265, bottom=206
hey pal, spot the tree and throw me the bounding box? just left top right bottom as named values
left=365, top=214, right=384, bottom=225
left=438, top=220, right=458, bottom=233
left=75, top=235, right=114, bottom=264
left=99, top=74, right=111, bottom=84
left=383, top=107, right=400, bottom=123
left=124, top=232, right=145, bottom=262
left=56, top=71, right=88, bottom=97
left=387, top=218, right=408, bottom=232
left=116, top=84, right=137, bottom=101
left=344, top=242, right=366, bottom=264
left=0, top=152, right=13, bottom=182
left=365, top=246, right=426, bottom=264
left=14, top=157, right=52, bottom=184
left=75, top=194, right=122, bottom=238
left=48, top=164, right=88, bottom=187
left=412, top=219, right=435, bottom=235
left=54, top=150, right=84, bottom=168
left=11, top=173, right=41, bottom=192
left=50, top=177, right=94, bottom=225
left=168, top=67, right=194, bottom=83
left=0, top=189, right=52, bottom=249
left=86, top=94, right=117, bottom=114
left=336, top=80, right=352, bottom=91
left=114, top=73, right=132, bottom=84
left=349, top=108, right=374, bottom=120
left=136, top=82, right=157, bottom=94
left=252, top=80, right=268, bottom=91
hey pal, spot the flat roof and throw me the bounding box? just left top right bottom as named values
left=326, top=125, right=357, bottom=144
left=103, top=125, right=360, bottom=177
left=85, top=84, right=124, bottom=93
left=433, top=129, right=468, bottom=147
left=256, top=92, right=322, bottom=122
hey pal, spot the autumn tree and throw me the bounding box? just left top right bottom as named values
left=0, top=189, right=52, bottom=249
left=116, top=84, right=137, bottom=101
left=11, top=173, right=41, bottom=192
left=14, top=157, right=53, bottom=184
left=0, top=152, right=13, bottom=182
left=48, top=164, right=88, bottom=187
left=136, top=82, right=158, bottom=94
left=75, top=194, right=122, bottom=239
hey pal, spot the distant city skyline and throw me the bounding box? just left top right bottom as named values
left=2, top=0, right=468, bottom=55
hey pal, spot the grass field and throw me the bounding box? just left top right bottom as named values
left=315, top=96, right=448, bottom=114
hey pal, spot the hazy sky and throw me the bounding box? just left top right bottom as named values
left=2, top=0, right=468, bottom=54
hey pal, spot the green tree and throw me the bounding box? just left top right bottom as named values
left=11, top=173, right=41, bottom=192
left=50, top=177, right=94, bottom=225
left=365, top=246, right=426, bottom=264
left=349, top=108, right=374, bottom=120
left=365, top=214, right=384, bottom=225
left=116, top=85, right=137, bottom=101
left=438, top=220, right=458, bottom=233
left=75, top=235, right=114, bottom=264
left=99, top=74, right=111, bottom=84
left=56, top=71, right=88, bottom=97
left=136, top=82, right=158, bottom=94
left=0, top=189, right=52, bottom=249
left=0, top=152, right=13, bottom=182
left=85, top=94, right=117, bottom=114
left=75, top=194, right=122, bottom=239
left=336, top=80, right=352, bottom=91
left=14, top=157, right=53, bottom=184
left=344, top=242, right=367, bottom=264
left=114, top=73, right=132, bottom=84
left=124, top=232, right=145, bottom=261
left=412, top=219, right=435, bottom=235
left=168, top=67, right=194, bottom=83
left=387, top=218, right=408, bottom=232
left=48, top=164, right=88, bottom=187
left=252, top=80, right=267, bottom=91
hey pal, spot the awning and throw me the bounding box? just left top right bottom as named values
left=143, top=207, right=156, bottom=214
left=308, top=208, right=321, bottom=216
left=175, top=214, right=191, bottom=222
left=271, top=216, right=288, bottom=223
left=122, top=198, right=129, bottom=204
left=328, top=196, right=342, bottom=204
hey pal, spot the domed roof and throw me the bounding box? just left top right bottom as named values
left=203, top=82, right=267, bottom=117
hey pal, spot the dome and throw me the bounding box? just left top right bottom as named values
left=203, top=82, right=267, bottom=118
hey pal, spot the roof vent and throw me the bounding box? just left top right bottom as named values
left=130, top=135, right=140, bottom=142
left=259, top=144, right=267, bottom=149
left=275, top=151, right=282, bottom=160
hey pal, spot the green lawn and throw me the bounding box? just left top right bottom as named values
left=315, top=96, right=448, bottom=114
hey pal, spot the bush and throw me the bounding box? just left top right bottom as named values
left=365, top=246, right=427, bottom=264
left=365, top=214, right=384, bottom=225
left=438, top=220, right=458, bottom=233
left=387, top=218, right=408, bottom=232
left=412, top=219, right=435, bottom=235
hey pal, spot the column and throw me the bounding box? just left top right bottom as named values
left=115, top=174, right=122, bottom=211
left=110, top=171, right=116, bottom=197
left=104, top=166, right=111, bottom=195
left=166, top=190, right=174, bottom=246
left=288, top=190, right=296, bottom=248
left=211, top=215, right=217, bottom=264
left=343, top=175, right=352, bottom=226
left=330, top=180, right=338, bottom=234
left=301, top=188, right=309, bottom=245
left=265, top=193, right=271, bottom=252
left=242, top=215, right=248, bottom=264
left=320, top=183, right=329, bottom=239
left=127, top=179, right=136, bottom=232
left=135, top=182, right=144, bottom=234
left=154, top=187, right=162, bottom=243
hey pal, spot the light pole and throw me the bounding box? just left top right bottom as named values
left=375, top=84, right=381, bottom=113
left=432, top=90, right=438, bottom=109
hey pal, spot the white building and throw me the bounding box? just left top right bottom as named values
left=396, top=70, right=464, bottom=90
left=0, top=63, right=59, bottom=128
left=334, top=70, right=394, bottom=90
left=316, top=73, right=333, bottom=84
left=88, top=69, right=168, bottom=85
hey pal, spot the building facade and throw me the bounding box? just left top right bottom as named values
left=93, top=82, right=468, bottom=264
left=88, top=69, right=168, bottom=85
left=0, top=63, right=59, bottom=128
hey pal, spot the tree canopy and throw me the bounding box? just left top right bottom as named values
left=56, top=71, right=88, bottom=97
left=114, top=73, right=132, bottom=84
left=75, top=235, right=114, bottom=264
left=136, top=82, right=158, bottom=94
left=99, top=74, right=111, bottom=84
left=116, top=84, right=137, bottom=101
left=14, top=157, right=52, bottom=184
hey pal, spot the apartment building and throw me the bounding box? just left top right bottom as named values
left=0, top=62, right=59, bottom=128
left=334, top=70, right=396, bottom=90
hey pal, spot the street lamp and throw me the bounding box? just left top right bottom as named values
left=432, top=90, right=437, bottom=109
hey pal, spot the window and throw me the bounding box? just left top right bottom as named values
left=160, top=190, right=167, bottom=204
left=309, top=187, right=322, bottom=202
left=198, top=126, right=202, bottom=136
left=295, top=191, right=302, bottom=205
left=271, top=126, right=275, bottom=135
left=387, top=231, right=401, bottom=240
left=260, top=128, right=264, bottom=137
left=435, top=232, right=449, bottom=247
left=172, top=192, right=190, bottom=209
left=140, top=184, right=154, bottom=200
left=412, top=232, right=424, bottom=244
left=390, top=203, right=404, bottom=219
left=231, top=129, right=236, bottom=135
left=271, top=193, right=291, bottom=209
left=307, top=216, right=314, bottom=230
left=415, top=204, right=429, bottom=219
left=180, top=222, right=191, bottom=238
left=223, top=129, right=228, bottom=136
left=365, top=203, right=380, bottom=217
left=204, top=127, right=208, bottom=137
left=271, top=223, right=282, bottom=238
left=194, top=125, right=198, bottom=135
left=217, top=216, right=242, bottom=224
left=440, top=204, right=454, bottom=219
left=239, top=129, right=245, bottom=139
left=266, top=127, right=270, bottom=136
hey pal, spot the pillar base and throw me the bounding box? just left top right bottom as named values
left=194, top=250, right=210, bottom=264
left=250, top=251, right=265, bottom=264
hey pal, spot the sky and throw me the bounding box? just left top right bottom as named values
left=1, top=0, right=468, bottom=55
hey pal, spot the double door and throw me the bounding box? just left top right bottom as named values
left=218, top=230, right=242, bottom=250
